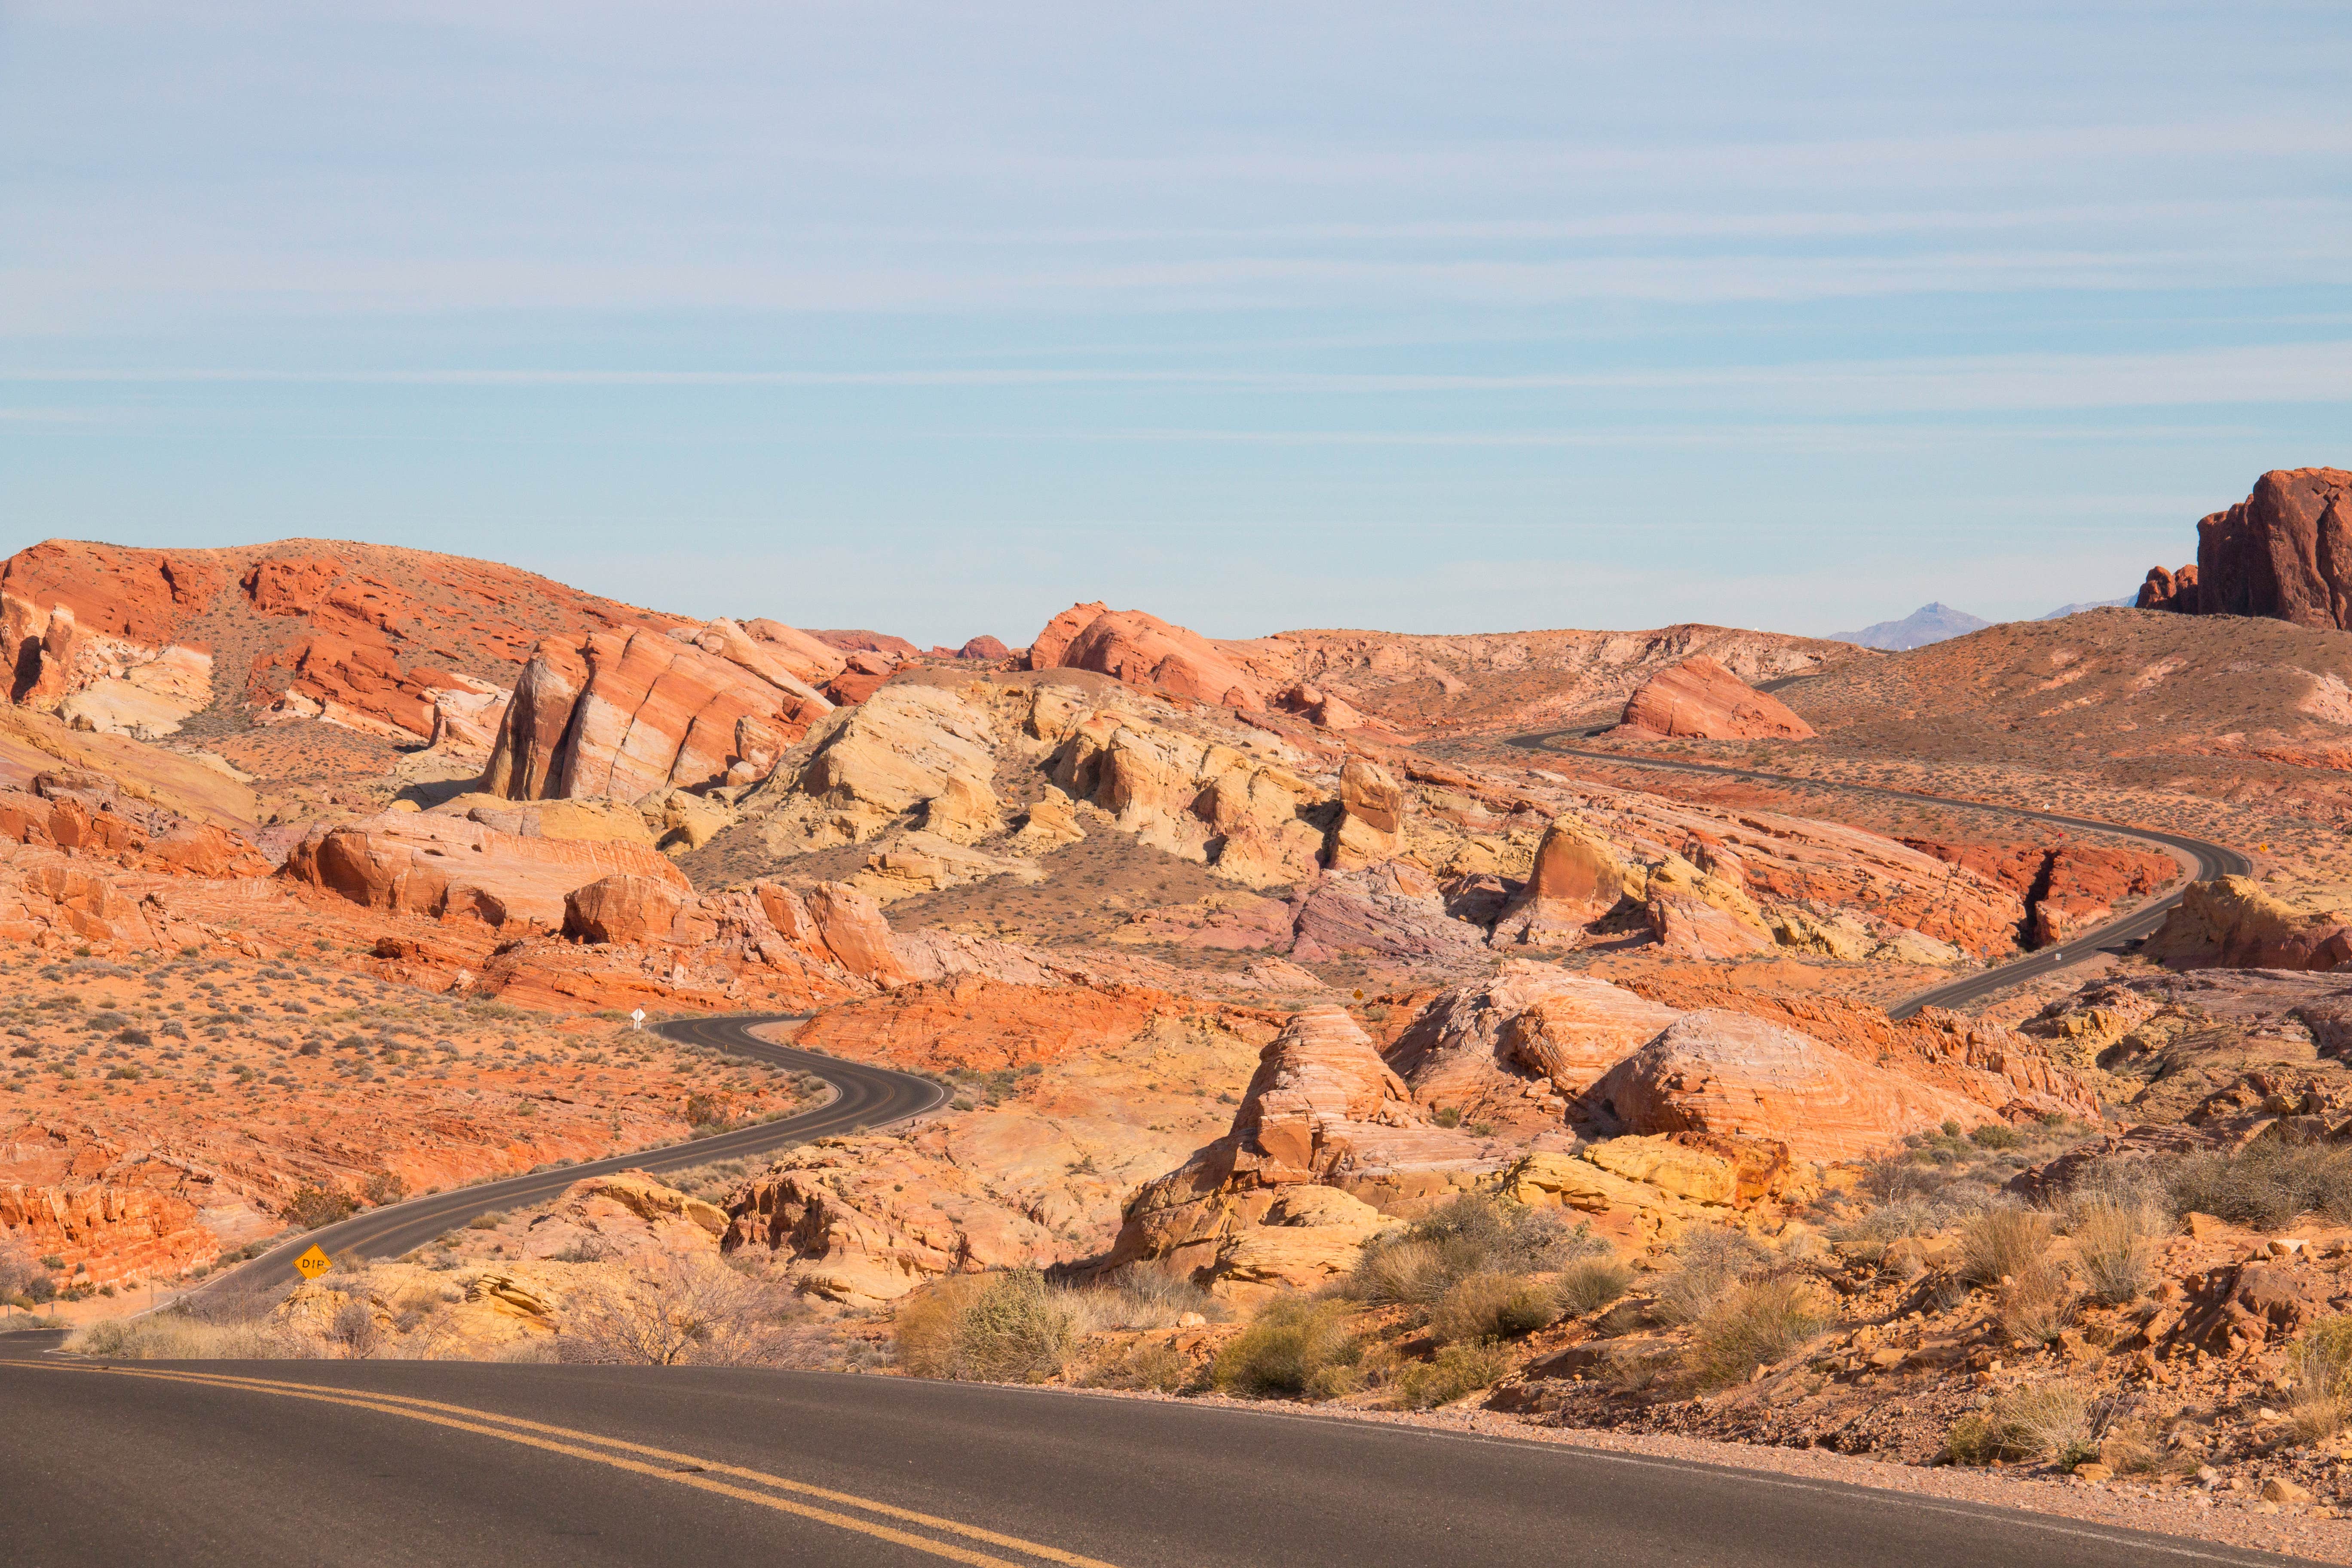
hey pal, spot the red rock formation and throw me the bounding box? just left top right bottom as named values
left=1388, top=964, right=1681, bottom=1124
left=1592, top=1009, right=1997, bottom=1160
left=1022, top=602, right=1109, bottom=671
left=792, top=975, right=1176, bottom=1071
left=2137, top=564, right=2201, bottom=613
left=1051, top=608, right=1269, bottom=710
left=810, top=629, right=920, bottom=657
left=2155, top=468, right=2352, bottom=628
left=958, top=636, right=1011, bottom=661
left=564, top=875, right=687, bottom=945
left=481, top=622, right=831, bottom=801
left=1618, top=655, right=1815, bottom=740
left=279, top=813, right=689, bottom=929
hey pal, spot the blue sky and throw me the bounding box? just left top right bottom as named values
left=2, top=3, right=2346, bottom=648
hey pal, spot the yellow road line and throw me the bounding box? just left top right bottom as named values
left=18, top=1360, right=1117, bottom=1568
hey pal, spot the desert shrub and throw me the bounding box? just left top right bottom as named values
left=1947, top=1382, right=2092, bottom=1466
left=564, top=1254, right=802, bottom=1367
left=1957, top=1206, right=2051, bottom=1289
left=1680, top=1278, right=1830, bottom=1390
left=1211, top=1297, right=1362, bottom=1399
left=892, top=1276, right=988, bottom=1378
left=947, top=1270, right=1080, bottom=1384
left=2066, top=1197, right=2162, bottom=1305
left=1410, top=1191, right=1598, bottom=1273
left=328, top=1299, right=381, bottom=1359
left=1651, top=1226, right=1767, bottom=1327
left=1428, top=1270, right=1558, bottom=1345
left=1078, top=1338, right=1194, bottom=1393
left=465, top=1211, right=505, bottom=1231
left=1829, top=1196, right=1962, bottom=1267
left=2164, top=1142, right=2352, bottom=1231
left=1995, top=1260, right=2074, bottom=1347
left=283, top=1185, right=358, bottom=1229
left=1345, top=1239, right=1452, bottom=1307
left=361, top=1171, right=408, bottom=1207
left=0, top=1242, right=45, bottom=1304
left=1554, top=1257, right=1633, bottom=1316
left=1389, top=1341, right=1511, bottom=1410
left=1094, top=1268, right=1224, bottom=1329
left=2291, top=1314, right=2352, bottom=1441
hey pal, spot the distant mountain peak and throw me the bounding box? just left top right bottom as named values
left=1829, top=602, right=1991, bottom=652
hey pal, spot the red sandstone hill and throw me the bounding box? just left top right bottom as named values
left=0, top=538, right=688, bottom=745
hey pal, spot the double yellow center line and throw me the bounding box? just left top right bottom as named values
left=13, top=1360, right=1119, bottom=1568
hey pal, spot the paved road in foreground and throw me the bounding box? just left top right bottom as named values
left=0, top=1354, right=2317, bottom=1567
left=179, top=1014, right=946, bottom=1299
left=1501, top=734, right=2251, bottom=1018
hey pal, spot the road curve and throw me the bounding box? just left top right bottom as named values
left=1501, top=735, right=2250, bottom=1019
left=181, top=1015, right=947, bottom=1299
left=0, top=1354, right=2315, bottom=1568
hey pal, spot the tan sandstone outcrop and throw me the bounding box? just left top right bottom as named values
left=2144, top=876, right=2352, bottom=972
left=1387, top=963, right=1681, bottom=1124
left=1092, top=1006, right=1485, bottom=1294
left=1486, top=818, right=1632, bottom=948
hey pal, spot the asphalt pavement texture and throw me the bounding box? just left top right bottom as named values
left=0, top=1354, right=2321, bottom=1567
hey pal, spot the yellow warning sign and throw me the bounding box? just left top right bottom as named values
left=294, top=1244, right=333, bottom=1280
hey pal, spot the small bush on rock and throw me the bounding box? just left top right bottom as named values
left=1680, top=1278, right=1829, bottom=1390
left=2165, top=1143, right=2352, bottom=1231
left=1212, top=1298, right=1362, bottom=1399
left=1428, top=1270, right=1557, bottom=1345
left=285, top=1186, right=359, bottom=1230
left=2291, top=1314, right=2352, bottom=1441
left=1553, top=1258, right=1633, bottom=1316
left=1389, top=1341, right=1510, bottom=1410
left=948, top=1270, right=1080, bottom=1384
left=1957, top=1207, right=2051, bottom=1289
left=2066, top=1197, right=2162, bottom=1305
left=1651, top=1226, right=1767, bottom=1327
left=1947, top=1382, right=2092, bottom=1466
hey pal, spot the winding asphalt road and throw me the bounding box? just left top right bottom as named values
left=0, top=1354, right=2321, bottom=1566
left=175, top=1015, right=949, bottom=1300
left=1502, top=733, right=2251, bottom=1018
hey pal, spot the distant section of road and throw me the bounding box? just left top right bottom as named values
left=0, top=1355, right=2314, bottom=1568
left=1501, top=733, right=2250, bottom=1020
left=173, top=1014, right=945, bottom=1300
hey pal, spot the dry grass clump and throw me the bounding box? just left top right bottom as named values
left=1388, top=1341, right=1512, bottom=1410
left=1554, top=1257, right=1633, bottom=1316
left=1211, top=1297, right=1363, bottom=1399
left=67, top=1313, right=318, bottom=1360
left=1341, top=1192, right=1600, bottom=1308
left=892, top=1276, right=989, bottom=1378
left=2164, top=1142, right=2352, bottom=1231
left=1680, top=1278, right=1830, bottom=1390
left=1957, top=1207, right=2051, bottom=1288
left=1090, top=1268, right=1225, bottom=1329
left=2291, top=1314, right=2352, bottom=1441
left=2064, top=1197, right=2163, bottom=1305
left=1828, top=1196, right=1962, bottom=1270
left=1947, top=1382, right=2093, bottom=1466
left=1651, top=1226, right=1768, bottom=1327
left=1427, top=1270, right=1558, bottom=1346
left=1078, top=1338, right=1193, bottom=1393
